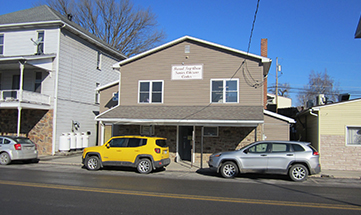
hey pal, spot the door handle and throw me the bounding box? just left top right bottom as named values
left=117, top=150, right=122, bottom=152
left=286, top=154, right=294, bottom=156
left=261, top=154, right=267, bottom=157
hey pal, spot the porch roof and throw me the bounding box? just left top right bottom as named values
left=0, top=54, right=56, bottom=71
left=96, top=105, right=264, bottom=127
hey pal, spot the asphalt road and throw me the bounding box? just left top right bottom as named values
left=0, top=163, right=361, bottom=215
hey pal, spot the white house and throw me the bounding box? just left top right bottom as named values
left=0, top=5, right=126, bottom=154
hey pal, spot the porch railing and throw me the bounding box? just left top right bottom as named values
left=0, top=90, right=51, bottom=105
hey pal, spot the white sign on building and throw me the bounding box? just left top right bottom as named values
left=171, top=64, right=203, bottom=80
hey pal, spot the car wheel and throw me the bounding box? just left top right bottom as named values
left=137, top=158, right=152, bottom=174
left=85, top=156, right=101, bottom=171
left=220, top=161, right=238, bottom=178
left=0, top=152, right=11, bottom=165
left=289, top=164, right=308, bottom=182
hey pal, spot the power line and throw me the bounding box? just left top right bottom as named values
left=181, top=0, right=262, bottom=121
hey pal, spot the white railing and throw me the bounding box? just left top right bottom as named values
left=0, top=90, right=50, bottom=105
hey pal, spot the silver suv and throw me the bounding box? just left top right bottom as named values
left=208, top=141, right=321, bottom=181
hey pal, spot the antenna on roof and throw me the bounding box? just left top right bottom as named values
left=67, top=14, right=73, bottom=21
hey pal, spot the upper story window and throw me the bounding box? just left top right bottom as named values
left=95, top=83, right=100, bottom=104
left=139, top=80, right=163, bottom=103
left=346, top=126, right=361, bottom=146
left=34, top=72, right=42, bottom=93
left=211, top=79, right=239, bottom=103
left=36, top=31, right=44, bottom=55
left=0, top=34, right=4, bottom=55
left=96, top=51, right=102, bottom=70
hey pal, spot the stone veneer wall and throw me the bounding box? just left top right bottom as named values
left=0, top=109, right=53, bottom=155
left=115, top=124, right=262, bottom=163
left=320, top=134, right=361, bottom=171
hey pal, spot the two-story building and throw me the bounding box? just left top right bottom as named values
left=95, top=36, right=294, bottom=164
left=0, top=5, right=126, bottom=154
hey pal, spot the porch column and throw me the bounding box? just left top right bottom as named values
left=17, top=107, right=22, bottom=136
left=18, top=60, right=25, bottom=102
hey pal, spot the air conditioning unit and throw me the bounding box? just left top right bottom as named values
left=316, top=94, right=326, bottom=105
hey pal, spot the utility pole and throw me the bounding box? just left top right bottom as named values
left=275, top=57, right=281, bottom=113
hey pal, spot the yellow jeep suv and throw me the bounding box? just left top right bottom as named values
left=82, top=135, right=170, bottom=174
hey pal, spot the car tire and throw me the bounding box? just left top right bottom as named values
left=220, top=161, right=239, bottom=178
left=85, top=156, right=101, bottom=171
left=0, top=152, right=11, bottom=165
left=137, top=158, right=152, bottom=174
left=289, top=164, right=308, bottom=182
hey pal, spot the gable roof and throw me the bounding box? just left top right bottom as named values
left=112, top=36, right=272, bottom=76
left=0, top=5, right=126, bottom=59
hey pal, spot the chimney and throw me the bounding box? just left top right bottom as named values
left=261, top=38, right=268, bottom=109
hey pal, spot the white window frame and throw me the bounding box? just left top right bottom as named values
left=210, top=78, right=239, bottom=103
left=138, top=80, right=164, bottom=104
left=35, top=31, right=44, bottom=55
left=203, top=126, right=218, bottom=137
left=95, top=83, right=100, bottom=104
left=345, top=126, right=361, bottom=146
left=96, top=51, right=102, bottom=70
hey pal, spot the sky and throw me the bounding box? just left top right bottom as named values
left=1, top=0, right=361, bottom=105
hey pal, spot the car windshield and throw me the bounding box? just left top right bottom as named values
left=14, top=138, right=34, bottom=144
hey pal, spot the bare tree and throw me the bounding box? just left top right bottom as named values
left=269, top=82, right=291, bottom=98
left=40, top=0, right=165, bottom=56
left=297, top=70, right=340, bottom=107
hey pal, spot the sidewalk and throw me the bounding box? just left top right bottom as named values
left=38, top=152, right=361, bottom=180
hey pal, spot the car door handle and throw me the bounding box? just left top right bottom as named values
left=116, top=150, right=122, bottom=152
left=261, top=154, right=267, bottom=157
left=287, top=154, right=294, bottom=156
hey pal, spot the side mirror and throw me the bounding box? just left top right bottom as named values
left=106, top=144, right=110, bottom=149
left=244, top=149, right=249, bottom=154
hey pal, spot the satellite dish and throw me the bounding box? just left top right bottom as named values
left=31, top=37, right=43, bottom=45
left=30, top=37, right=43, bottom=54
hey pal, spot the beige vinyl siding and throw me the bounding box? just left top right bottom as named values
left=119, top=41, right=263, bottom=106
left=264, top=115, right=290, bottom=140
left=99, top=84, right=119, bottom=113
left=319, top=100, right=361, bottom=135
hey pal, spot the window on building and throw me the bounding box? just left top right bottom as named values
left=0, top=73, right=2, bottom=90
left=96, top=51, right=102, bottom=70
left=139, top=80, right=163, bottom=103
left=36, top=31, right=44, bottom=55
left=34, top=72, right=42, bottom=93
left=0, top=34, right=4, bottom=55
left=95, top=83, right=100, bottom=104
left=203, top=127, right=218, bottom=137
left=140, top=125, right=154, bottom=136
left=346, top=126, right=361, bottom=145
left=211, top=79, right=239, bottom=103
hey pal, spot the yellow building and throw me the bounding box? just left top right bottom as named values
left=297, top=98, right=361, bottom=170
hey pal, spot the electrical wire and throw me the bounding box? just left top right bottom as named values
left=180, top=0, right=262, bottom=121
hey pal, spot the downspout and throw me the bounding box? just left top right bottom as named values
left=52, top=25, right=64, bottom=155
left=17, top=60, right=25, bottom=136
